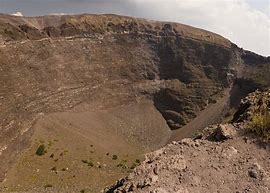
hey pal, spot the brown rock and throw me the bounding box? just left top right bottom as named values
left=215, top=124, right=237, bottom=141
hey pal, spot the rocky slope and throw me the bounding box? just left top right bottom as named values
left=0, top=14, right=269, bottom=192
left=104, top=91, right=270, bottom=193
left=104, top=127, right=270, bottom=193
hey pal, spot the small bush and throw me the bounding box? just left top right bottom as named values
left=248, top=109, right=270, bottom=138
left=87, top=161, right=94, bottom=167
left=81, top=159, right=94, bottom=167
left=44, top=184, right=53, bottom=188
left=112, top=155, right=118, bottom=160
left=61, top=168, right=68, bottom=171
left=36, top=144, right=47, bottom=156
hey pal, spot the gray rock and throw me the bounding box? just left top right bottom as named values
left=248, top=169, right=258, bottom=178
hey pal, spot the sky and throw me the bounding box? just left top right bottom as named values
left=0, top=0, right=269, bottom=56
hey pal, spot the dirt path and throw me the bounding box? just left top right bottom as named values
left=170, top=88, right=231, bottom=141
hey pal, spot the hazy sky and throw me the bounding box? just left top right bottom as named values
left=0, top=0, right=269, bottom=56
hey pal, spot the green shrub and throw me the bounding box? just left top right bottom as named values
left=87, top=161, right=94, bottom=167
left=36, top=144, right=47, bottom=156
left=112, top=155, right=118, bottom=160
left=248, top=109, right=270, bottom=138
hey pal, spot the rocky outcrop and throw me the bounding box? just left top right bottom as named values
left=214, top=124, right=237, bottom=140
left=233, top=89, right=270, bottom=122
left=0, top=14, right=231, bottom=46
left=104, top=124, right=270, bottom=193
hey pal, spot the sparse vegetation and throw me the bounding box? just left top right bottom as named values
left=248, top=109, right=270, bottom=138
left=36, top=144, right=47, bottom=156
left=112, top=154, right=118, bottom=160
left=88, top=161, right=94, bottom=167
left=116, top=160, right=128, bottom=169
left=61, top=168, right=68, bottom=171
left=232, top=89, right=270, bottom=139
left=81, top=159, right=94, bottom=167
left=44, top=184, right=53, bottom=188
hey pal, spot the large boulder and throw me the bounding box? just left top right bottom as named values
left=214, top=124, right=237, bottom=141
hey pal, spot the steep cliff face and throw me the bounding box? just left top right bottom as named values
left=0, top=14, right=269, bottom=192
left=0, top=14, right=240, bottom=131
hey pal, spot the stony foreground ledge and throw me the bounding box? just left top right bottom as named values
left=104, top=123, right=270, bottom=193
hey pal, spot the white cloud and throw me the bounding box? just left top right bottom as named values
left=11, top=11, right=23, bottom=17
left=126, top=0, right=270, bottom=56
left=49, top=13, right=68, bottom=16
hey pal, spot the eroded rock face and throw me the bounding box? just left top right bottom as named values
left=0, top=13, right=240, bottom=162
